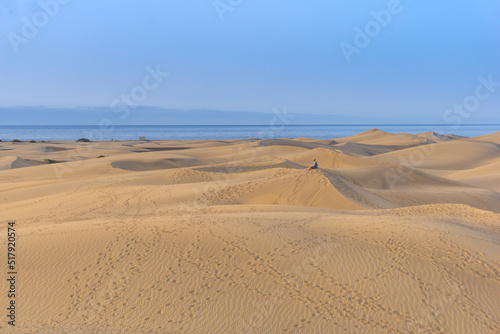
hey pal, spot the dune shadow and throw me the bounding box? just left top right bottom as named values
left=111, top=158, right=202, bottom=171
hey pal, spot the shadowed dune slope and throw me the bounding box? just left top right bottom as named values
left=470, top=131, right=500, bottom=144
left=416, top=131, right=465, bottom=142
left=371, top=139, right=500, bottom=170
left=0, top=155, right=44, bottom=170
left=111, top=157, right=204, bottom=171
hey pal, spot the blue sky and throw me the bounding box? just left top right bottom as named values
left=1, top=0, right=499, bottom=124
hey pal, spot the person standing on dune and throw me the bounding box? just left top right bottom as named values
left=305, top=158, right=318, bottom=171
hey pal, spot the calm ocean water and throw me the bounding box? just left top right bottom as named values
left=0, top=125, right=499, bottom=141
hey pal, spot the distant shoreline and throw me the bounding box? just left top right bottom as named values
left=1, top=125, right=499, bottom=142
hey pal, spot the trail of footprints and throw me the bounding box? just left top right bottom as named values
left=65, top=219, right=167, bottom=327
left=61, top=213, right=500, bottom=333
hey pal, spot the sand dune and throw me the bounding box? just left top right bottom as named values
left=111, top=157, right=204, bottom=171
left=335, top=129, right=432, bottom=146
left=0, top=131, right=499, bottom=333
left=42, top=145, right=71, bottom=152
left=4, top=207, right=500, bottom=333
left=258, top=138, right=332, bottom=150
left=334, top=142, right=409, bottom=157
left=416, top=131, right=464, bottom=142
left=446, top=159, right=500, bottom=191
left=334, top=128, right=393, bottom=143
left=0, top=155, right=44, bottom=170
left=470, top=131, right=500, bottom=144
left=372, top=139, right=500, bottom=170
left=371, top=136, right=500, bottom=197
left=332, top=130, right=463, bottom=158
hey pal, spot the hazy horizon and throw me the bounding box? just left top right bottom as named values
left=1, top=106, right=499, bottom=126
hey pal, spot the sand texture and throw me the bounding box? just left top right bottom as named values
left=0, top=129, right=499, bottom=333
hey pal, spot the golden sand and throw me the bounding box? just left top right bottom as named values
left=1, top=129, right=499, bottom=332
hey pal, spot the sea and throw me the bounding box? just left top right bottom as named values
left=0, top=124, right=499, bottom=141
